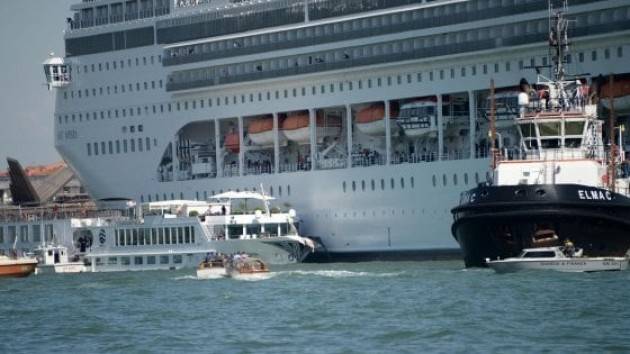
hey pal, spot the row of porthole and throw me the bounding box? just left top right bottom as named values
left=342, top=177, right=415, bottom=193
left=313, top=207, right=450, bottom=220
left=432, top=172, right=491, bottom=188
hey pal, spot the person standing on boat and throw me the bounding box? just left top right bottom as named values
left=564, top=239, right=575, bottom=257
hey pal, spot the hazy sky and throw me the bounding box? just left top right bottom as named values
left=0, top=0, right=75, bottom=171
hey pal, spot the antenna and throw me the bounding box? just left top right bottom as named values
left=548, top=0, right=570, bottom=81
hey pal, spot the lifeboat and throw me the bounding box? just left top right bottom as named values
left=596, top=73, right=630, bottom=114
left=482, top=87, right=523, bottom=127
left=224, top=132, right=240, bottom=154
left=247, top=116, right=274, bottom=146
left=397, top=98, right=438, bottom=138
left=282, top=111, right=341, bottom=144
left=0, top=254, right=38, bottom=278
left=355, top=103, right=396, bottom=136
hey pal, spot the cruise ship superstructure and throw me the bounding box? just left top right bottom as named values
left=47, top=0, right=630, bottom=260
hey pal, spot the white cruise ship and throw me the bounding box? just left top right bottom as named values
left=45, top=0, right=630, bottom=261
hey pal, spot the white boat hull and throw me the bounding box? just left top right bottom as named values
left=487, top=258, right=629, bottom=273
left=36, top=263, right=88, bottom=275
left=196, top=267, right=226, bottom=279
left=249, top=130, right=283, bottom=146
left=282, top=127, right=341, bottom=144
left=226, top=270, right=271, bottom=281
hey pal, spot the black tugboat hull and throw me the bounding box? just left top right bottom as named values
left=451, top=184, right=630, bottom=267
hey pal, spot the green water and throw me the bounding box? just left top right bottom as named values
left=2, top=261, right=629, bottom=353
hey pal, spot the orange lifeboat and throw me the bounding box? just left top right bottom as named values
left=598, top=73, right=630, bottom=114
left=355, top=103, right=396, bottom=136
left=247, top=116, right=276, bottom=146
left=282, top=111, right=341, bottom=144
left=224, top=132, right=240, bottom=154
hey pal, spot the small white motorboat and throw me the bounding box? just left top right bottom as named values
left=196, top=258, right=227, bottom=279
left=486, top=246, right=629, bottom=273
left=225, top=256, right=270, bottom=280
left=34, top=244, right=88, bottom=275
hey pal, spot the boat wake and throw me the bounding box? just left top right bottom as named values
left=274, top=270, right=404, bottom=278
left=173, top=275, right=200, bottom=281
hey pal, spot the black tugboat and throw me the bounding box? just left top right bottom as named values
left=451, top=0, right=630, bottom=267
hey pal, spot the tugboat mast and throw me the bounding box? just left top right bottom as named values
left=548, top=0, right=570, bottom=82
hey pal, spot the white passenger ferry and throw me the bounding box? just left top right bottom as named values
left=44, top=0, right=630, bottom=260
left=0, top=192, right=314, bottom=272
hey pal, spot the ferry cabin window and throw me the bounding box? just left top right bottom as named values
left=160, top=255, right=169, bottom=264
left=523, top=251, right=555, bottom=258
left=173, top=255, right=182, bottom=264
left=0, top=227, right=4, bottom=244
left=178, top=228, right=184, bottom=244
left=134, top=256, right=143, bottom=265
left=121, top=257, right=130, bottom=265
left=158, top=228, right=164, bottom=244
left=108, top=257, right=117, bottom=265
left=147, top=256, right=156, bottom=265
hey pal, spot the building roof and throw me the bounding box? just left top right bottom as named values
left=0, top=161, right=66, bottom=178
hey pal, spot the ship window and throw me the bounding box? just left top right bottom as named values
left=123, top=140, right=128, bottom=153
left=147, top=256, right=156, bottom=265
left=483, top=64, right=488, bottom=74
left=522, top=251, right=555, bottom=258
left=132, top=229, right=138, bottom=245
left=390, top=178, right=395, bottom=189
left=371, top=180, right=375, bottom=191
left=539, top=122, right=560, bottom=136
left=442, top=174, right=447, bottom=186
left=520, top=123, right=536, bottom=138
left=618, top=47, right=623, bottom=58
left=410, top=177, right=415, bottom=188
left=130, top=139, right=135, bottom=152
left=453, top=174, right=458, bottom=186
left=158, top=228, right=164, bottom=244
left=178, top=227, right=184, bottom=244
left=164, top=228, right=170, bottom=244
left=464, top=173, right=469, bottom=185
left=173, top=255, right=182, bottom=264
left=475, top=173, right=480, bottom=184
left=361, top=180, right=365, bottom=191
left=432, top=175, right=437, bottom=187
left=121, top=257, right=130, bottom=265
left=87, top=143, right=92, bottom=156
left=159, top=255, right=169, bottom=264
left=108, top=141, right=113, bottom=154
left=278, top=186, right=282, bottom=196
left=352, top=181, right=356, bottom=192
left=93, top=142, right=99, bottom=156
left=381, top=179, right=385, bottom=190
left=429, top=72, right=434, bottom=81
left=400, top=178, right=405, bottom=189
left=565, top=121, right=585, bottom=135
left=592, top=50, right=597, bottom=61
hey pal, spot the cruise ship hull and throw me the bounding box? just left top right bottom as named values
left=452, top=184, right=630, bottom=267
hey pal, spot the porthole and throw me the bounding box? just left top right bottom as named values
left=535, top=189, right=546, bottom=197
left=432, top=175, right=437, bottom=187
left=515, top=189, right=526, bottom=197
left=361, top=180, right=366, bottom=191
left=442, top=174, right=447, bottom=186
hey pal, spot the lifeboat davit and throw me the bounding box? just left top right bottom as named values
left=247, top=116, right=275, bottom=146
left=355, top=104, right=395, bottom=136
left=224, top=132, right=240, bottom=154
left=282, top=112, right=341, bottom=144
left=597, top=73, right=630, bottom=114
